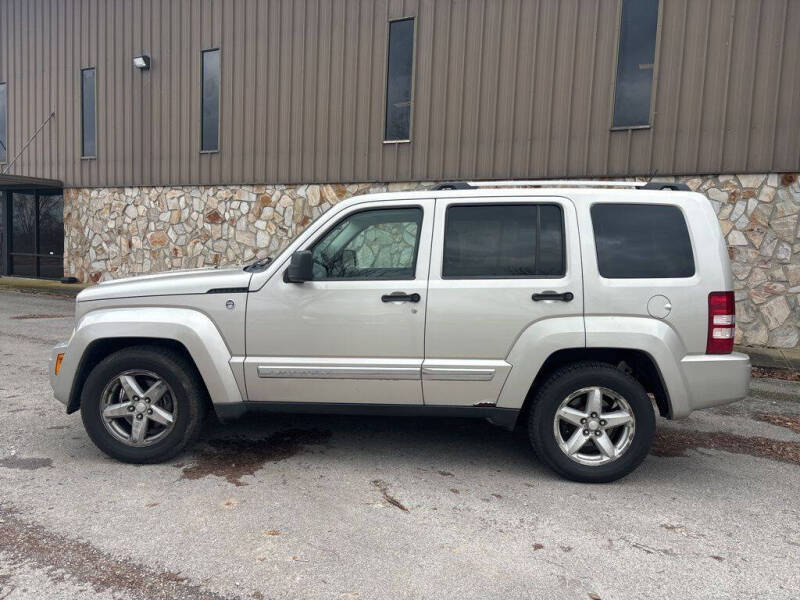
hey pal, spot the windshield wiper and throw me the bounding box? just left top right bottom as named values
left=243, top=256, right=273, bottom=272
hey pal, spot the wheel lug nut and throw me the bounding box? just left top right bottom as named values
left=147, top=409, right=153, bottom=415
left=583, top=429, right=589, bottom=435
left=580, top=418, right=587, bottom=424
left=127, top=405, right=135, bottom=412
left=590, top=412, right=598, bottom=418
left=133, top=396, right=139, bottom=401
left=145, top=398, right=150, bottom=403
left=600, top=420, right=606, bottom=426
left=594, top=431, right=601, bottom=436
left=136, top=414, right=143, bottom=420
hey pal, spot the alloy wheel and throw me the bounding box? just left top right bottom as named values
left=552, top=386, right=636, bottom=466
left=99, top=370, right=177, bottom=447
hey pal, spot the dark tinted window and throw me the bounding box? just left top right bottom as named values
left=81, top=68, right=96, bottom=157
left=311, top=207, right=422, bottom=280
left=0, top=83, right=7, bottom=163
left=201, top=49, right=220, bottom=151
left=612, top=0, right=659, bottom=128
left=38, top=194, right=64, bottom=279
left=384, top=18, right=414, bottom=140
left=592, top=204, right=694, bottom=278
left=443, top=204, right=565, bottom=278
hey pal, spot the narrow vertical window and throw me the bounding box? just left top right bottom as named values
left=81, top=68, right=97, bottom=157
left=384, top=18, right=414, bottom=141
left=612, top=0, right=659, bottom=128
left=201, top=49, right=220, bottom=152
left=0, top=83, right=7, bottom=163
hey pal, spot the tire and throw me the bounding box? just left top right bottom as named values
left=528, top=362, right=655, bottom=483
left=80, top=345, right=206, bottom=464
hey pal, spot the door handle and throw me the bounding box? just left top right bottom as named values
left=532, top=291, right=574, bottom=302
left=381, top=292, right=421, bottom=303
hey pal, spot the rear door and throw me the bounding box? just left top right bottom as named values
left=423, top=196, right=584, bottom=406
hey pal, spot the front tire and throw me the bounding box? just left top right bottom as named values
left=80, top=346, right=206, bottom=463
left=528, top=362, right=655, bottom=483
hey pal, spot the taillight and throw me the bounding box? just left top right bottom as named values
left=707, top=291, right=735, bottom=354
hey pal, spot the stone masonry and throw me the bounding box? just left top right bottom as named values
left=64, top=173, right=800, bottom=349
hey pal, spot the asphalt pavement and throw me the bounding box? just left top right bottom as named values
left=1, top=289, right=798, bottom=599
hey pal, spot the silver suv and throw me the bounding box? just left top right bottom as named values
left=50, top=181, right=750, bottom=482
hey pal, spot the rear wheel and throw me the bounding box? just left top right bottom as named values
left=528, top=362, right=655, bottom=483
left=80, top=346, right=206, bottom=463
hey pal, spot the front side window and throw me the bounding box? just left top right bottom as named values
left=384, top=18, right=415, bottom=141
left=443, top=204, right=565, bottom=278
left=612, top=0, right=659, bottom=128
left=0, top=82, right=7, bottom=163
left=311, top=207, right=422, bottom=280
left=201, top=49, right=220, bottom=152
left=81, top=68, right=96, bottom=157
left=592, top=204, right=694, bottom=278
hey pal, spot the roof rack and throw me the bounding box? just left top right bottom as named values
left=432, top=180, right=690, bottom=191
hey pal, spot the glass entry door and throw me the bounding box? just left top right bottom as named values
left=7, top=191, right=64, bottom=279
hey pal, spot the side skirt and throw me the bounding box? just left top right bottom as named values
left=213, top=402, right=520, bottom=431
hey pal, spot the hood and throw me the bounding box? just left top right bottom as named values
left=77, top=267, right=252, bottom=302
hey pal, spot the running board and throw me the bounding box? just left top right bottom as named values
left=213, top=402, right=520, bottom=430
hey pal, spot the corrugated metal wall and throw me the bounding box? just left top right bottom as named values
left=0, top=0, right=798, bottom=188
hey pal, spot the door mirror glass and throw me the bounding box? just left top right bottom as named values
left=284, top=250, right=314, bottom=283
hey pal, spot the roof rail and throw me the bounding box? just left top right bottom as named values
left=432, top=181, right=475, bottom=190
left=433, top=180, right=690, bottom=191
left=467, top=180, right=646, bottom=188
left=642, top=181, right=691, bottom=191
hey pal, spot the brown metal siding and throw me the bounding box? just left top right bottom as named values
left=0, top=0, right=798, bottom=188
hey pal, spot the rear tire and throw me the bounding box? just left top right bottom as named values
left=80, top=345, right=206, bottom=464
left=528, top=362, right=655, bottom=483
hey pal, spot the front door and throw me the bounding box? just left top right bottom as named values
left=422, top=197, right=584, bottom=406
left=5, top=190, right=64, bottom=279
left=244, top=198, right=434, bottom=405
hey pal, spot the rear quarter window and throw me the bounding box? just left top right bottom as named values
left=591, top=203, right=695, bottom=278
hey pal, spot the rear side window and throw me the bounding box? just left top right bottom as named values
left=443, top=204, right=564, bottom=278
left=591, top=204, right=694, bottom=278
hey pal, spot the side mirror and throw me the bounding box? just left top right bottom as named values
left=284, top=250, right=314, bottom=283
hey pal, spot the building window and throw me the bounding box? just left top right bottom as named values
left=0, top=83, right=7, bottom=163
left=612, top=0, right=659, bottom=129
left=384, top=18, right=415, bottom=141
left=201, top=49, right=220, bottom=152
left=81, top=68, right=96, bottom=157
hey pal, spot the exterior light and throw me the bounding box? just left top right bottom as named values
left=133, top=55, right=151, bottom=70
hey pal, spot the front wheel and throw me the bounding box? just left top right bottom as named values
left=528, top=362, right=655, bottom=483
left=80, top=346, right=206, bottom=463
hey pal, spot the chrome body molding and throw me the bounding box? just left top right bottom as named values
left=254, top=360, right=506, bottom=383
left=257, top=365, right=420, bottom=380
left=421, top=367, right=495, bottom=381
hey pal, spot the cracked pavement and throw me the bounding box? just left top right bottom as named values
left=1, top=289, right=799, bottom=599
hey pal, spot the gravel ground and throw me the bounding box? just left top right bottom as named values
left=1, top=289, right=799, bottom=600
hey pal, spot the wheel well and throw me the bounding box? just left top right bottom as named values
left=66, top=337, right=210, bottom=414
left=520, top=347, right=672, bottom=421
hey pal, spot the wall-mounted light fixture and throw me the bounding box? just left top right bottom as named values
left=133, top=55, right=151, bottom=70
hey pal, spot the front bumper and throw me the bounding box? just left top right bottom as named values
left=50, top=341, right=71, bottom=407
left=680, top=351, right=751, bottom=413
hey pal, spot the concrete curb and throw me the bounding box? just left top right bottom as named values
left=736, top=345, right=800, bottom=370
left=0, top=276, right=89, bottom=298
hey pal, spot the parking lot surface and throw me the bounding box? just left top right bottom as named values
left=1, top=289, right=799, bottom=599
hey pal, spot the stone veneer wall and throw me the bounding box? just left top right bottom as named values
left=64, top=173, right=800, bottom=348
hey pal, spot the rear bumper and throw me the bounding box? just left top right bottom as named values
left=678, top=352, right=750, bottom=415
